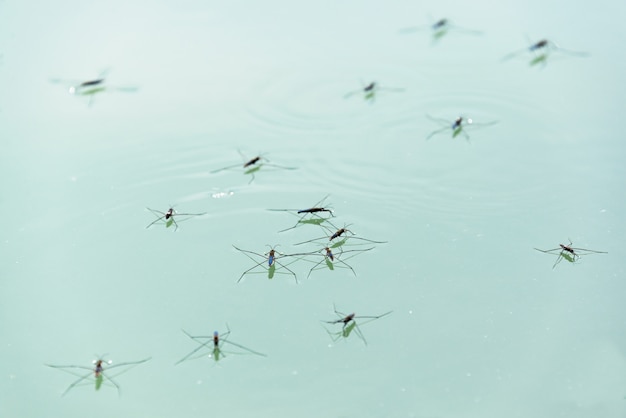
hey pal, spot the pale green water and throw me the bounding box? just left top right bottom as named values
left=1, top=0, right=626, bottom=417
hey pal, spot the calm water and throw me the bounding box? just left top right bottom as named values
left=2, top=0, right=625, bottom=417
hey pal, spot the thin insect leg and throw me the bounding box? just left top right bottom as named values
left=221, top=339, right=267, bottom=357
left=274, top=260, right=298, bottom=284
left=233, top=245, right=266, bottom=261
left=62, top=373, right=93, bottom=396
left=325, top=315, right=366, bottom=345
left=301, top=233, right=334, bottom=245
left=210, top=163, right=243, bottom=174
left=101, top=374, right=121, bottom=396
left=552, top=251, right=565, bottom=269
left=322, top=324, right=343, bottom=342
left=344, top=91, right=359, bottom=99
left=332, top=304, right=348, bottom=320
left=279, top=212, right=337, bottom=233
left=501, top=48, right=528, bottom=62
left=341, top=236, right=387, bottom=244
left=237, top=259, right=268, bottom=283
left=145, top=209, right=166, bottom=229
left=262, top=162, right=297, bottom=171
left=331, top=247, right=374, bottom=276
left=306, top=247, right=369, bottom=278
left=352, top=322, right=368, bottom=345
left=570, top=248, right=608, bottom=254
left=100, top=358, right=151, bottom=385
left=278, top=219, right=307, bottom=233
left=377, top=87, right=405, bottom=93
left=44, top=366, right=94, bottom=397
left=426, top=126, right=450, bottom=140
left=45, top=364, right=96, bottom=395
left=398, top=25, right=425, bottom=34
left=307, top=258, right=328, bottom=279
left=105, top=358, right=152, bottom=370
left=426, top=114, right=452, bottom=125
left=555, top=46, right=589, bottom=57
left=332, top=258, right=357, bottom=276
left=237, top=148, right=250, bottom=161
left=534, top=247, right=562, bottom=254
left=46, top=364, right=94, bottom=374
left=233, top=246, right=276, bottom=282
left=146, top=216, right=165, bottom=229
left=176, top=331, right=216, bottom=365
left=356, top=311, right=393, bottom=322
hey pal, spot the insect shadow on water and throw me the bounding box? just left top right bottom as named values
left=233, top=244, right=304, bottom=283
left=294, top=224, right=387, bottom=248
left=323, top=304, right=392, bottom=345
left=534, top=239, right=607, bottom=269
left=268, top=194, right=337, bottom=233
left=399, top=18, right=482, bottom=43
left=501, top=38, right=589, bottom=67
left=49, top=69, right=138, bottom=106
left=344, top=81, right=405, bottom=103
left=426, top=114, right=497, bottom=142
left=175, top=326, right=266, bottom=364
left=45, top=355, right=151, bottom=397
left=210, top=150, right=296, bottom=184
left=145, top=206, right=207, bottom=231
left=301, top=246, right=374, bottom=279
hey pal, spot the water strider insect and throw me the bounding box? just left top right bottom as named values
left=344, top=81, right=404, bottom=102
left=210, top=151, right=296, bottom=184
left=399, top=18, right=482, bottom=42
left=233, top=244, right=303, bottom=283
left=426, top=114, right=497, bottom=141
left=175, top=326, right=266, bottom=364
left=145, top=206, right=206, bottom=231
left=294, top=224, right=387, bottom=247
left=502, top=38, right=589, bottom=66
left=323, top=304, right=392, bottom=345
left=268, top=195, right=337, bottom=233
left=49, top=70, right=138, bottom=106
left=45, top=355, right=151, bottom=396
left=534, top=239, right=607, bottom=269
left=302, top=246, right=374, bottom=279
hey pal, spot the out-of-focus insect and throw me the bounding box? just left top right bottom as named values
left=344, top=81, right=404, bottom=102
left=50, top=69, right=138, bottom=106
left=210, top=151, right=296, bottom=184
left=45, top=355, right=151, bottom=396
left=502, top=38, right=589, bottom=67
left=534, top=239, right=607, bottom=269
left=399, top=18, right=482, bottom=42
